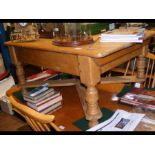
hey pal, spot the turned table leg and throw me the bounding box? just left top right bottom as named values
left=10, top=46, right=27, bottom=94
left=137, top=54, right=146, bottom=79
left=85, top=85, right=102, bottom=127
left=15, top=62, right=27, bottom=94
left=78, top=56, right=102, bottom=128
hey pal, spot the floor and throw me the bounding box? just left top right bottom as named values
left=0, top=82, right=132, bottom=132
left=0, top=64, right=133, bottom=132
left=0, top=64, right=41, bottom=132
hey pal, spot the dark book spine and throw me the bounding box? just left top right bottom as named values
left=27, top=95, right=63, bottom=111
left=40, top=102, right=62, bottom=114
left=27, top=92, right=61, bottom=105
left=23, top=88, right=54, bottom=101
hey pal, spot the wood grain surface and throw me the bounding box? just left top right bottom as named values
left=5, top=30, right=155, bottom=58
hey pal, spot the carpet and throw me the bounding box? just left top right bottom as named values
left=73, top=85, right=155, bottom=131
left=13, top=90, right=114, bottom=131
left=73, top=85, right=131, bottom=131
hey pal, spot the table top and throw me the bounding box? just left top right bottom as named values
left=5, top=30, right=155, bottom=58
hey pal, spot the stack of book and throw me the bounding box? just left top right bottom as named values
left=23, top=83, right=62, bottom=114
left=120, top=88, right=155, bottom=110
left=100, top=28, right=145, bottom=43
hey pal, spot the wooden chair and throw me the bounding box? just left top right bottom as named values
left=98, top=51, right=155, bottom=93
left=6, top=87, right=61, bottom=131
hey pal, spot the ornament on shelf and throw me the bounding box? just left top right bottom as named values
left=37, top=23, right=54, bottom=38
left=10, top=23, right=39, bottom=42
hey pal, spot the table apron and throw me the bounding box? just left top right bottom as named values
left=14, top=47, right=80, bottom=76
left=99, top=48, right=142, bottom=73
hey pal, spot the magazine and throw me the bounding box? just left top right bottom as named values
left=87, top=109, right=145, bottom=131
left=120, top=88, right=155, bottom=110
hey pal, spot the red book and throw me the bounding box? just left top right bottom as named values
left=0, top=71, right=9, bottom=81
left=26, top=69, right=59, bottom=82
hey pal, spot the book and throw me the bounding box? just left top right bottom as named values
left=23, top=87, right=54, bottom=101
left=100, top=28, right=145, bottom=43
left=26, top=69, right=59, bottom=82
left=120, top=88, right=155, bottom=110
left=40, top=101, right=62, bottom=114
left=100, top=37, right=143, bottom=43
left=26, top=91, right=60, bottom=105
left=0, top=71, right=10, bottom=81
left=27, top=95, right=63, bottom=111
left=27, top=83, right=49, bottom=97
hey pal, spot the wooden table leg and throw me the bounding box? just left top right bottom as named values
left=15, top=62, right=27, bottom=93
left=85, top=85, right=102, bottom=127
left=136, top=46, right=146, bottom=88
left=137, top=54, right=146, bottom=79
left=10, top=47, right=27, bottom=94
left=78, top=56, right=102, bottom=128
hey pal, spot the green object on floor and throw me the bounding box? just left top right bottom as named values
left=13, top=88, right=34, bottom=103
left=117, top=85, right=133, bottom=97
left=73, top=108, right=114, bottom=131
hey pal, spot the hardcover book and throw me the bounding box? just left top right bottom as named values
left=23, top=87, right=54, bottom=101
left=26, top=69, right=59, bottom=82
left=40, top=101, right=62, bottom=114
left=0, top=71, right=10, bottom=81
left=26, top=83, right=49, bottom=97
left=27, top=95, right=63, bottom=111
left=26, top=91, right=60, bottom=105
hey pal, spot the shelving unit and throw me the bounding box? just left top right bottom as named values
left=0, top=23, right=12, bottom=72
